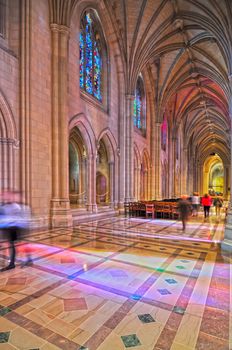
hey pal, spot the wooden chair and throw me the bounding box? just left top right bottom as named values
left=154, top=202, right=164, bottom=218
left=170, top=203, right=179, bottom=219
left=145, top=203, right=155, bottom=219
left=162, top=203, right=171, bottom=219
left=134, top=202, right=145, bottom=217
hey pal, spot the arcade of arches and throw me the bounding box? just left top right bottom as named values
left=0, top=1, right=232, bottom=349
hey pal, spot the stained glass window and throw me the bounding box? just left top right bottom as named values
left=134, top=76, right=146, bottom=133
left=79, top=10, right=103, bottom=102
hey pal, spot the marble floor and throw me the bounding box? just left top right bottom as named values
left=0, top=214, right=231, bottom=349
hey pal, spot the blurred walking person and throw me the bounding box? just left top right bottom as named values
left=191, top=192, right=200, bottom=217
left=18, top=194, right=33, bottom=267
left=213, top=196, right=223, bottom=217
left=0, top=190, right=21, bottom=271
left=178, top=195, right=192, bottom=232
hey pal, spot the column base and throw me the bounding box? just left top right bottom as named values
left=118, top=201, right=125, bottom=214
left=221, top=239, right=232, bottom=253
left=86, top=204, right=98, bottom=212
left=50, top=199, right=73, bottom=228
left=221, top=209, right=232, bottom=254
left=124, top=197, right=135, bottom=203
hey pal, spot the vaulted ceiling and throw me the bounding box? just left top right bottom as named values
left=104, top=0, right=232, bottom=164
left=49, top=0, right=232, bottom=165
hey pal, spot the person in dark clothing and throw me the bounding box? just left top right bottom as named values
left=213, top=196, right=223, bottom=217
left=178, top=195, right=192, bottom=232
left=0, top=190, right=22, bottom=271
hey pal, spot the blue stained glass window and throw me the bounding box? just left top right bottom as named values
left=134, top=76, right=146, bottom=133
left=79, top=10, right=102, bottom=102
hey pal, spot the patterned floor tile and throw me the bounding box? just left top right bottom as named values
left=157, top=289, right=172, bottom=295
left=138, top=313, right=155, bottom=323
left=121, top=334, right=141, bottom=348
left=7, top=278, right=27, bottom=285
left=60, top=257, right=76, bottom=264
left=165, top=278, right=177, bottom=284
left=172, top=306, right=186, bottom=314
left=0, top=332, right=10, bottom=343
left=0, top=215, right=228, bottom=350
left=0, top=307, right=11, bottom=316
left=155, top=267, right=165, bottom=272
left=63, top=298, right=88, bottom=311
left=176, top=266, right=185, bottom=269
left=109, top=269, right=128, bottom=278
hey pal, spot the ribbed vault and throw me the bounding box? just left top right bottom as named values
left=102, top=0, right=231, bottom=170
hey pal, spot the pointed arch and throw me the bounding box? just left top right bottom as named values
left=0, top=91, right=18, bottom=190
left=0, top=90, right=17, bottom=140
left=69, top=113, right=96, bottom=157
left=97, top=128, right=118, bottom=163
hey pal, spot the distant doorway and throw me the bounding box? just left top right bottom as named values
left=203, top=155, right=224, bottom=196
left=69, top=128, right=87, bottom=207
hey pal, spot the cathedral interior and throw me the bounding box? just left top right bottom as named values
left=0, top=0, right=232, bottom=349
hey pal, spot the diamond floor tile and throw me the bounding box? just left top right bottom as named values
left=0, top=332, right=10, bottom=343
left=121, top=334, right=141, bottom=348
left=138, top=313, right=155, bottom=323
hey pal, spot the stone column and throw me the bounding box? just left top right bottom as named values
left=181, top=147, right=188, bottom=194
left=80, top=157, right=87, bottom=205
left=20, top=0, right=31, bottom=204
left=148, top=166, right=152, bottom=199
left=113, top=149, right=119, bottom=209
left=168, top=134, right=173, bottom=198
left=222, top=79, right=232, bottom=252
left=154, top=122, right=162, bottom=199
left=149, top=93, right=156, bottom=199
left=172, top=137, right=177, bottom=198
left=116, top=63, right=126, bottom=212
left=196, top=161, right=202, bottom=193
left=144, top=169, right=148, bottom=200
left=109, top=161, right=114, bottom=208
left=224, top=165, right=229, bottom=200
left=124, top=94, right=134, bottom=202
left=86, top=154, right=97, bottom=212
left=50, top=24, right=72, bottom=227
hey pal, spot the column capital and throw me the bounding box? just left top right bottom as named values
left=50, top=23, right=70, bottom=36
left=125, top=94, right=134, bottom=100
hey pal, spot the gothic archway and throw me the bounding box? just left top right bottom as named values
left=0, top=91, right=17, bottom=190
left=69, top=127, right=87, bottom=207
left=96, top=140, right=109, bottom=205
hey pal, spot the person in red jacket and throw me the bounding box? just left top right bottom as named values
left=201, top=194, right=212, bottom=218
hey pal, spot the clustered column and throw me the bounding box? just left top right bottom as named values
left=50, top=24, right=72, bottom=227
left=154, top=122, right=162, bottom=199
left=222, top=76, right=232, bottom=252
left=124, top=94, right=134, bottom=202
